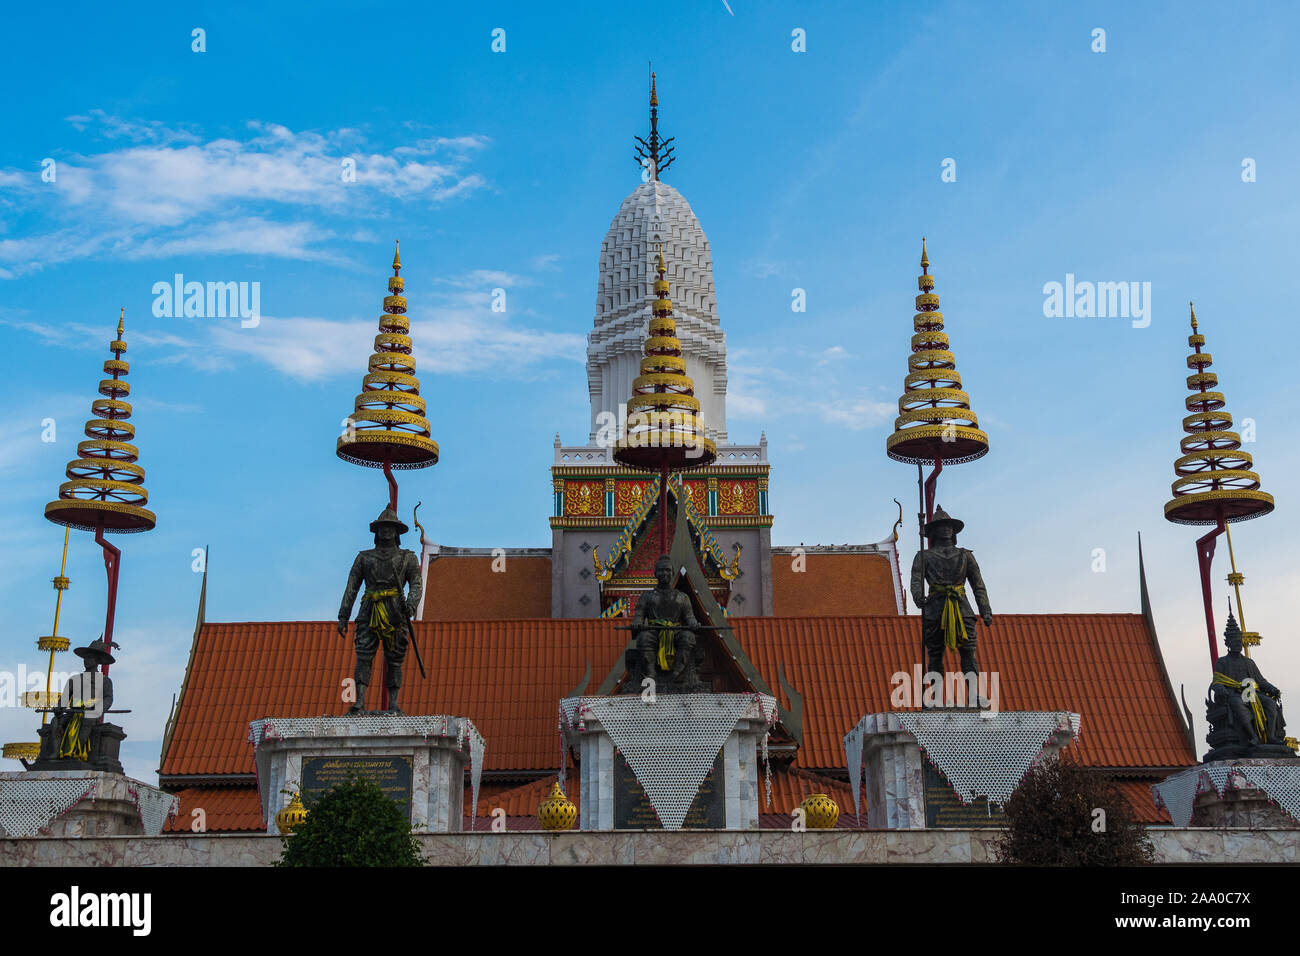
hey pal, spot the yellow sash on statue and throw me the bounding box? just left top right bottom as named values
left=1213, top=672, right=1267, bottom=740
left=366, top=589, right=400, bottom=649
left=57, top=698, right=98, bottom=760
left=651, top=619, right=676, bottom=671
left=932, top=585, right=969, bottom=649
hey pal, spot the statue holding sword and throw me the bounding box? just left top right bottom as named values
left=338, top=507, right=426, bottom=714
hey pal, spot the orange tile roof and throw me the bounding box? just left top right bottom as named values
left=419, top=555, right=551, bottom=620
left=162, top=613, right=1195, bottom=785
left=770, top=552, right=900, bottom=616
left=163, top=786, right=265, bottom=833
left=737, top=614, right=1197, bottom=771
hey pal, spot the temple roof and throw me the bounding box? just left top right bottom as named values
left=160, top=613, right=1195, bottom=782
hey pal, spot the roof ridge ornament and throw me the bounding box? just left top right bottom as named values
left=634, top=67, right=676, bottom=181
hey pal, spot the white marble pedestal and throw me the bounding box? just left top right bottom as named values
left=0, top=770, right=178, bottom=837
left=846, top=711, right=1080, bottom=828
left=249, top=715, right=484, bottom=835
left=1152, top=759, right=1300, bottom=828
left=560, top=694, right=777, bottom=831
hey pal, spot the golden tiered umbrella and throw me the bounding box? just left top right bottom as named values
left=43, top=309, right=155, bottom=659
left=614, top=246, right=716, bottom=552
left=3, top=530, right=76, bottom=763
left=336, top=241, right=439, bottom=511
left=1164, top=303, right=1273, bottom=664
left=885, top=240, right=988, bottom=551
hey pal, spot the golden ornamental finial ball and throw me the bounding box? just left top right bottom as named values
left=538, top=781, right=577, bottom=831
left=276, top=792, right=309, bottom=834
left=800, top=793, right=840, bottom=829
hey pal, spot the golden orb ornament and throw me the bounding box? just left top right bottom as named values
left=276, top=792, right=309, bottom=834
left=800, top=793, right=840, bottom=829
left=537, top=782, right=577, bottom=831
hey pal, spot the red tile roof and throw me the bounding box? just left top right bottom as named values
left=161, top=613, right=1195, bottom=784
left=418, top=556, right=551, bottom=620
left=770, top=552, right=900, bottom=616
left=163, top=786, right=264, bottom=833
left=738, top=614, right=1196, bottom=770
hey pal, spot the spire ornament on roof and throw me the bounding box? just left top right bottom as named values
left=1164, top=302, right=1273, bottom=665
left=634, top=68, right=676, bottom=181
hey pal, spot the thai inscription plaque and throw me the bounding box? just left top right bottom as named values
left=302, top=755, right=414, bottom=818
left=923, top=762, right=1005, bottom=828
left=614, top=752, right=725, bottom=829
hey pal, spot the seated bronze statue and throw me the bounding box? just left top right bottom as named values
left=1204, top=612, right=1292, bottom=762
left=624, top=556, right=702, bottom=693
left=31, top=638, right=127, bottom=773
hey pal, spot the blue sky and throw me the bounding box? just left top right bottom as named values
left=2, top=1, right=1299, bottom=783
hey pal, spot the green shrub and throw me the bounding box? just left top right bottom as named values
left=277, top=772, right=424, bottom=867
left=995, top=754, right=1154, bottom=865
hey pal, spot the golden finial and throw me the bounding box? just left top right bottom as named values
left=1189, top=300, right=1198, bottom=331
left=117, top=307, right=125, bottom=338
left=920, top=237, right=929, bottom=272
left=392, top=239, right=402, bottom=275
left=656, top=245, right=666, bottom=274
left=650, top=70, right=658, bottom=107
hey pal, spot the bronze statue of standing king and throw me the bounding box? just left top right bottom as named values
left=910, top=506, right=992, bottom=680
left=338, top=507, right=423, bottom=714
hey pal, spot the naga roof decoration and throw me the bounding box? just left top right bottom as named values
left=593, top=474, right=739, bottom=583
left=598, top=597, right=629, bottom=619
left=594, top=475, right=660, bottom=581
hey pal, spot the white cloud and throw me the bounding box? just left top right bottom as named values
left=0, top=114, right=491, bottom=277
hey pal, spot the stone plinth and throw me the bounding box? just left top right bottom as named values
left=1153, top=759, right=1300, bottom=829
left=248, top=715, right=484, bottom=835
left=560, top=694, right=777, bottom=831
left=845, top=711, right=1080, bottom=829
left=3, top=826, right=1299, bottom=866
left=0, top=770, right=177, bottom=837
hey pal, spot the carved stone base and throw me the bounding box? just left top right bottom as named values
left=847, top=711, right=1079, bottom=829
left=0, top=770, right=175, bottom=837
left=248, top=715, right=482, bottom=834
left=1203, top=742, right=1296, bottom=763
left=561, top=694, right=775, bottom=830
left=28, top=722, right=126, bottom=774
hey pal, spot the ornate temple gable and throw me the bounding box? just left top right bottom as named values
left=592, top=475, right=740, bottom=605
left=593, top=490, right=804, bottom=750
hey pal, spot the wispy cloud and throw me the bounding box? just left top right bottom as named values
left=0, top=114, right=491, bottom=277
left=728, top=345, right=892, bottom=430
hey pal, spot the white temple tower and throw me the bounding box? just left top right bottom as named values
left=587, top=180, right=728, bottom=444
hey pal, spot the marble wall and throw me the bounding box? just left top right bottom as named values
left=2, top=827, right=1295, bottom=867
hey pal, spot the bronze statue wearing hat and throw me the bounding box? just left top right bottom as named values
left=910, top=506, right=992, bottom=683
left=337, top=507, right=424, bottom=714
left=49, top=638, right=116, bottom=761
left=1205, top=610, right=1289, bottom=759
